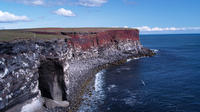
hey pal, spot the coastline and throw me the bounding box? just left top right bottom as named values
left=66, top=45, right=155, bottom=112
left=0, top=28, right=155, bottom=112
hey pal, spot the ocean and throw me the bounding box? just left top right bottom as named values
left=78, top=34, right=200, bottom=112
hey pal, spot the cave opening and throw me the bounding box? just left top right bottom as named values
left=38, top=59, right=66, bottom=101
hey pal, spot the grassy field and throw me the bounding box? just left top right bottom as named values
left=0, top=27, right=136, bottom=42
left=0, top=30, right=66, bottom=41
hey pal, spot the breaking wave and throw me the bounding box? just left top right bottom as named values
left=126, top=57, right=141, bottom=62
left=151, top=49, right=159, bottom=53
left=78, top=70, right=106, bottom=112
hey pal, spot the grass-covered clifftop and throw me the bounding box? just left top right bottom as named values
left=0, top=28, right=138, bottom=41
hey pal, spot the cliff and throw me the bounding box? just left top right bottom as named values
left=0, top=28, right=154, bottom=112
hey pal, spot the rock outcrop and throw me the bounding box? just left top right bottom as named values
left=0, top=28, right=154, bottom=112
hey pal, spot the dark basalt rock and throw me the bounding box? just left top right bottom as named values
left=0, top=29, right=155, bottom=112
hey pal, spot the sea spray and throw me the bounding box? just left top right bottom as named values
left=78, top=70, right=106, bottom=112
left=151, top=49, right=159, bottom=53
left=126, top=57, right=142, bottom=62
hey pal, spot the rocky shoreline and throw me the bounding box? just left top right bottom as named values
left=0, top=28, right=154, bottom=112
left=67, top=42, right=154, bottom=112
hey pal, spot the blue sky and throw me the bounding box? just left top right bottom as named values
left=0, top=0, right=200, bottom=34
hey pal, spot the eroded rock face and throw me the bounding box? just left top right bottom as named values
left=0, top=29, right=154, bottom=112
left=67, top=30, right=139, bottom=50
left=0, top=39, right=68, bottom=112
left=38, top=59, right=66, bottom=101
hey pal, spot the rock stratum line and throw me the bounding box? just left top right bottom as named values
left=0, top=28, right=154, bottom=112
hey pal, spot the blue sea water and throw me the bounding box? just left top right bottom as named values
left=78, top=34, right=200, bottom=112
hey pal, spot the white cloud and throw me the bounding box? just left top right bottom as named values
left=7, top=0, right=108, bottom=7
left=0, top=10, right=29, bottom=23
left=111, top=26, right=120, bottom=28
left=6, top=0, right=45, bottom=5
left=54, top=8, right=76, bottom=17
left=124, top=26, right=129, bottom=28
left=78, top=0, right=107, bottom=7
left=134, top=26, right=200, bottom=32
left=31, top=0, right=44, bottom=5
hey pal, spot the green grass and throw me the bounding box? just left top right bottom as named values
left=0, top=30, right=66, bottom=41
left=0, top=27, right=137, bottom=42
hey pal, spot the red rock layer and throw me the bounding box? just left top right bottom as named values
left=67, top=29, right=139, bottom=50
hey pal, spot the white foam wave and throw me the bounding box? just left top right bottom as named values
left=95, top=70, right=105, bottom=92
left=78, top=70, right=106, bottom=112
left=127, top=57, right=140, bottom=62
left=107, top=84, right=117, bottom=92
left=134, top=57, right=140, bottom=60
left=151, top=49, right=159, bottom=53
left=141, top=80, right=146, bottom=86
left=126, top=58, right=133, bottom=62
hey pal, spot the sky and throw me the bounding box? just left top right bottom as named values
left=0, top=0, right=200, bottom=34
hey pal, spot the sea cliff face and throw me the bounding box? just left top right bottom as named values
left=0, top=29, right=154, bottom=112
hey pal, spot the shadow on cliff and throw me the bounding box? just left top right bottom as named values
left=38, top=59, right=67, bottom=102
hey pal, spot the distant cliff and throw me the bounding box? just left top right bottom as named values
left=0, top=28, right=154, bottom=112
